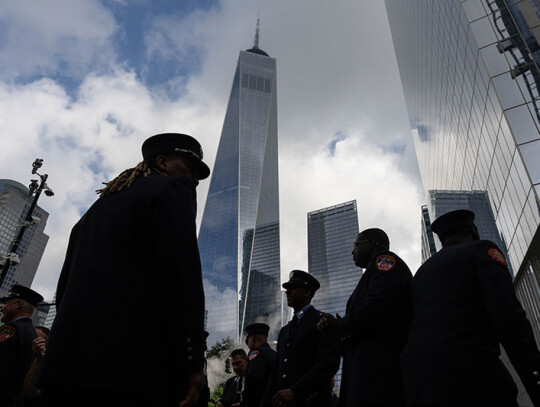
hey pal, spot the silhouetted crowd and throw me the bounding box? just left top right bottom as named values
left=2, top=133, right=540, bottom=407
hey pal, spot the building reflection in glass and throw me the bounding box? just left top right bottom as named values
left=387, top=4, right=540, bottom=399
left=307, top=200, right=360, bottom=389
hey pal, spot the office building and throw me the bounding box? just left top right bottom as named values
left=307, top=200, right=360, bottom=389
left=0, top=179, right=49, bottom=295
left=386, top=0, right=540, bottom=330
left=198, top=25, right=280, bottom=345
left=32, top=302, right=51, bottom=327
left=308, top=200, right=360, bottom=317
left=420, top=205, right=437, bottom=263
left=387, top=1, right=540, bottom=404
left=424, top=190, right=509, bottom=257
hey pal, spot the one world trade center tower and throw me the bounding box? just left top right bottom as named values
left=198, top=23, right=281, bottom=346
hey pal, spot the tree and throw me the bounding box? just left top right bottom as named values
left=206, top=336, right=240, bottom=405
left=208, top=383, right=225, bottom=407
left=207, top=337, right=235, bottom=359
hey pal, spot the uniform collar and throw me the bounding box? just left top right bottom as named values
left=10, top=316, right=32, bottom=323
left=294, top=303, right=312, bottom=320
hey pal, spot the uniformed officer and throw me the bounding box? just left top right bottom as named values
left=401, top=209, right=540, bottom=406
left=219, top=349, right=248, bottom=407
left=264, top=270, right=340, bottom=407
left=242, top=322, right=277, bottom=407
left=39, top=133, right=210, bottom=407
left=319, top=228, right=413, bottom=406
left=0, top=284, right=43, bottom=407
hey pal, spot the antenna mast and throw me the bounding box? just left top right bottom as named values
left=254, top=17, right=260, bottom=49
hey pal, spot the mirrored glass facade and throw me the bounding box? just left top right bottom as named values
left=420, top=205, right=437, bottom=263
left=308, top=201, right=360, bottom=317
left=198, top=47, right=280, bottom=345
left=307, top=200, right=360, bottom=389
left=0, top=179, right=49, bottom=295
left=386, top=0, right=540, bottom=337
left=428, top=190, right=510, bottom=256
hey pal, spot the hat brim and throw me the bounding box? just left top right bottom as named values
left=176, top=152, right=210, bottom=180
left=282, top=281, right=306, bottom=290
left=0, top=295, right=15, bottom=303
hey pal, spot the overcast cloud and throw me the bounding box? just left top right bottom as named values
left=0, top=0, right=424, bottom=301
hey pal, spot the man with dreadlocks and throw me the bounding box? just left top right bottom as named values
left=38, top=133, right=210, bottom=407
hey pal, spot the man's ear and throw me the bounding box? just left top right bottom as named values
left=156, top=155, right=167, bottom=171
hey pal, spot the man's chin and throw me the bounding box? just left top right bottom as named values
left=356, top=262, right=368, bottom=268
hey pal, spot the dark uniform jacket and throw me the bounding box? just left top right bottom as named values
left=38, top=174, right=205, bottom=403
left=220, top=376, right=244, bottom=407
left=0, top=316, right=37, bottom=407
left=265, top=305, right=340, bottom=407
left=337, top=250, right=412, bottom=406
left=401, top=240, right=540, bottom=406
left=243, top=343, right=277, bottom=407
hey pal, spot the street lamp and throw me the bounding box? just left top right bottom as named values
left=0, top=159, right=54, bottom=290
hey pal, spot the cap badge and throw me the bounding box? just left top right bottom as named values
left=487, top=248, right=507, bottom=266
left=249, top=350, right=260, bottom=360
left=376, top=255, right=396, bottom=271
left=289, top=271, right=295, bottom=279
left=0, top=326, right=15, bottom=342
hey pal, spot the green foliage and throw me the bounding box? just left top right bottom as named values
left=206, top=337, right=235, bottom=359
left=208, top=383, right=225, bottom=407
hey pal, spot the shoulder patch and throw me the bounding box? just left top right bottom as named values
left=376, top=255, right=396, bottom=271
left=488, top=247, right=507, bottom=266
left=0, top=325, right=15, bottom=342
left=249, top=350, right=259, bottom=360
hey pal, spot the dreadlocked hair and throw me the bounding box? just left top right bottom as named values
left=96, top=160, right=166, bottom=197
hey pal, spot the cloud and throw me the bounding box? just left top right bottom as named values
left=0, top=0, right=425, bottom=307
left=279, top=131, right=423, bottom=281
left=0, top=71, right=221, bottom=300
left=0, top=0, right=117, bottom=81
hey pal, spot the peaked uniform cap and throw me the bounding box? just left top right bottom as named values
left=0, top=284, right=43, bottom=307
left=141, top=133, right=211, bottom=180
left=282, top=269, right=320, bottom=291
left=244, top=322, right=270, bottom=345
left=245, top=322, right=270, bottom=337
left=431, top=209, right=476, bottom=237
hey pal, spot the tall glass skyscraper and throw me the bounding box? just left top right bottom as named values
left=198, top=31, right=280, bottom=345
left=386, top=0, right=540, bottom=338
left=0, top=179, right=49, bottom=295
left=387, top=2, right=540, bottom=404
left=307, top=200, right=360, bottom=389
left=420, top=205, right=437, bottom=263
left=307, top=201, right=360, bottom=317
left=426, top=190, right=509, bottom=254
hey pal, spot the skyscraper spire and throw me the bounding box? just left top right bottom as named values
left=246, top=15, right=269, bottom=57
left=254, top=17, right=260, bottom=49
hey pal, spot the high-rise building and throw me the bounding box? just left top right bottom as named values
left=386, top=0, right=540, bottom=335
left=387, top=1, right=540, bottom=404
left=43, top=293, right=57, bottom=329
left=32, top=302, right=51, bottom=327
left=198, top=26, right=280, bottom=345
left=0, top=179, right=49, bottom=295
left=420, top=205, right=437, bottom=263
left=307, top=200, right=360, bottom=389
left=424, top=190, right=509, bottom=256
left=307, top=201, right=360, bottom=317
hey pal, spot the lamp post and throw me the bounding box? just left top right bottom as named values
left=0, top=159, right=54, bottom=291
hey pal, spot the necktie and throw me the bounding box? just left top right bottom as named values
left=236, top=377, right=244, bottom=402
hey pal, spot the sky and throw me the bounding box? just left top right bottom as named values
left=0, top=0, right=425, bottom=302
